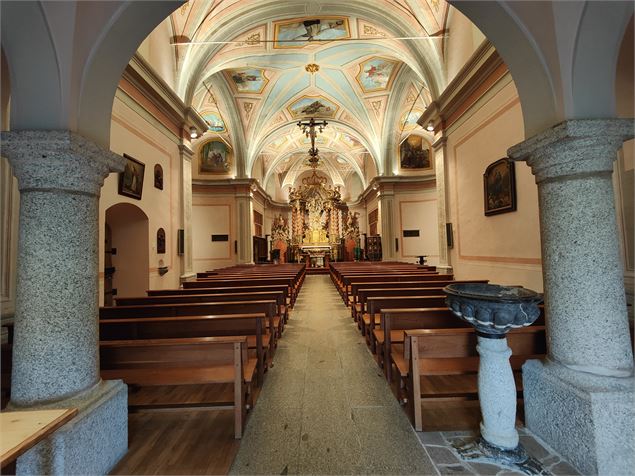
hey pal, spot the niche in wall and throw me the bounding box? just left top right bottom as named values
left=157, top=228, right=166, bottom=254
left=154, top=164, right=163, bottom=190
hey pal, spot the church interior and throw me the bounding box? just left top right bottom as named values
left=0, top=1, right=633, bottom=475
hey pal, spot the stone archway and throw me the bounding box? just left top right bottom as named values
left=445, top=3, right=635, bottom=474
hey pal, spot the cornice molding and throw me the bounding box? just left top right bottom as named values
left=418, top=41, right=506, bottom=131
left=121, top=54, right=208, bottom=139
left=191, top=178, right=290, bottom=209
left=354, top=174, right=437, bottom=205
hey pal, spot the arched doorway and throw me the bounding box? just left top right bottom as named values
left=104, top=203, right=150, bottom=301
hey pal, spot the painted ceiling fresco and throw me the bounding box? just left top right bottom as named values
left=167, top=0, right=447, bottom=195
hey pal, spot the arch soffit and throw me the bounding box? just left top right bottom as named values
left=250, top=118, right=379, bottom=177
left=262, top=146, right=366, bottom=191
left=177, top=1, right=445, bottom=104
left=451, top=1, right=634, bottom=137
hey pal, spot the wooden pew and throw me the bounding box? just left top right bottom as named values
left=341, top=274, right=453, bottom=304
left=184, top=278, right=299, bottom=306
left=363, top=296, right=448, bottom=347
left=146, top=285, right=291, bottom=310
left=115, top=291, right=288, bottom=330
left=334, top=270, right=440, bottom=301
left=100, top=336, right=255, bottom=438
left=100, top=300, right=279, bottom=362
left=353, top=287, right=447, bottom=322
left=349, top=280, right=489, bottom=315
left=377, top=308, right=470, bottom=381
left=379, top=307, right=547, bottom=382
left=100, top=313, right=268, bottom=385
left=394, top=326, right=547, bottom=431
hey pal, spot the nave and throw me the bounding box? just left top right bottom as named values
left=229, top=275, right=435, bottom=475
left=108, top=274, right=579, bottom=476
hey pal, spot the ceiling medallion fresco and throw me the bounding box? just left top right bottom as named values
left=287, top=95, right=339, bottom=118
left=227, top=68, right=269, bottom=94
left=273, top=17, right=350, bottom=48
left=202, top=110, right=226, bottom=133
left=356, top=57, right=400, bottom=93
left=340, top=133, right=362, bottom=149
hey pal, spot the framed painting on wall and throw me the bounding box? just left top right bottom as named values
left=199, top=139, right=232, bottom=174
left=119, top=154, right=145, bottom=200
left=483, top=158, right=517, bottom=216
left=399, top=135, right=433, bottom=172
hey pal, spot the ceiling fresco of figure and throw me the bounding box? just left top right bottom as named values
left=164, top=0, right=447, bottom=199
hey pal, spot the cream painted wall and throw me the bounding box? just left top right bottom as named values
left=137, top=18, right=176, bottom=91
left=446, top=75, right=543, bottom=291
left=99, top=94, right=182, bottom=304
left=445, top=7, right=487, bottom=85
left=397, top=189, right=439, bottom=265
left=191, top=193, right=236, bottom=271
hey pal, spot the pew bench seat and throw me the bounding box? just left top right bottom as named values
left=395, top=327, right=546, bottom=431
left=100, top=336, right=256, bottom=439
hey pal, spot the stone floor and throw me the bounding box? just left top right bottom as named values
left=230, top=275, right=580, bottom=476
left=418, top=430, right=580, bottom=475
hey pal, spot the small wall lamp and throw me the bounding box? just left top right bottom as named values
left=426, top=121, right=435, bottom=132
left=190, top=127, right=198, bottom=139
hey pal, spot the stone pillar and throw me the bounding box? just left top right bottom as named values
left=433, top=136, right=452, bottom=273
left=0, top=130, right=128, bottom=474
left=178, top=144, right=195, bottom=281
left=236, top=190, right=254, bottom=264
left=508, top=119, right=635, bottom=475
left=378, top=186, right=396, bottom=261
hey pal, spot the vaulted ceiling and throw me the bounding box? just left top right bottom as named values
left=165, top=0, right=449, bottom=197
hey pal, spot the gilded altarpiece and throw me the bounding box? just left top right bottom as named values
left=288, top=172, right=347, bottom=266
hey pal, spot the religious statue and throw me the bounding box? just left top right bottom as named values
left=343, top=211, right=360, bottom=241
left=271, top=214, right=289, bottom=242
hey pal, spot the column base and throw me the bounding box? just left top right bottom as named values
left=179, top=272, right=196, bottom=283
left=523, top=359, right=634, bottom=475
left=436, top=264, right=453, bottom=274
left=15, top=379, right=128, bottom=475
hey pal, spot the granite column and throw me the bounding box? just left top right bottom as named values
left=1, top=130, right=129, bottom=474
left=508, top=119, right=634, bottom=475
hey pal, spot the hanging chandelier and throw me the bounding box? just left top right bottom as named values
left=297, top=117, right=328, bottom=169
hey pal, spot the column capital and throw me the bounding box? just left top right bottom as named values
left=178, top=143, right=194, bottom=161
left=508, top=119, right=634, bottom=183
left=0, top=130, right=125, bottom=196
left=432, top=135, right=447, bottom=150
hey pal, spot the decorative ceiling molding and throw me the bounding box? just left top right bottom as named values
left=418, top=41, right=506, bottom=132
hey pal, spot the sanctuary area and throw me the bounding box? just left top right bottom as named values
left=0, top=1, right=633, bottom=475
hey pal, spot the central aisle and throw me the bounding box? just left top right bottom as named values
left=230, top=275, right=437, bottom=475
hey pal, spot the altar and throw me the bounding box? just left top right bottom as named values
left=300, top=244, right=331, bottom=268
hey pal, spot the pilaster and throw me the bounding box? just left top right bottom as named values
left=236, top=184, right=254, bottom=264
left=178, top=144, right=195, bottom=280
left=433, top=135, right=452, bottom=273
left=378, top=183, right=396, bottom=261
